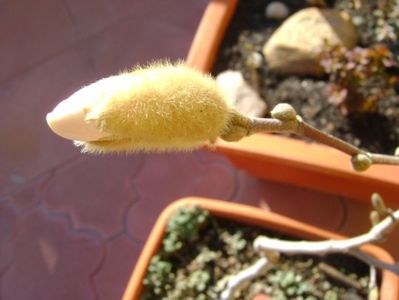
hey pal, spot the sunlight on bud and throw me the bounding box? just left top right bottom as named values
left=47, top=63, right=232, bottom=153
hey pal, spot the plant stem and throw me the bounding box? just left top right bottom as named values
left=238, top=105, right=399, bottom=169
left=220, top=257, right=271, bottom=300
left=253, top=209, right=399, bottom=275
left=319, top=262, right=363, bottom=290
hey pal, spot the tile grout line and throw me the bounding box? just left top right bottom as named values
left=0, top=1, right=179, bottom=86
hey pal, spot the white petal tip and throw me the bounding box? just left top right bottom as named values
left=46, top=97, right=108, bottom=142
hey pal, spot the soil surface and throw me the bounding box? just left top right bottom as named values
left=212, top=0, right=399, bottom=154
left=141, top=206, right=373, bottom=300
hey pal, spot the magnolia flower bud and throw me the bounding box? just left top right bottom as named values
left=369, top=210, right=380, bottom=226
left=351, top=153, right=371, bottom=172
left=47, top=63, right=231, bottom=153
left=371, top=193, right=387, bottom=216
left=271, top=103, right=297, bottom=121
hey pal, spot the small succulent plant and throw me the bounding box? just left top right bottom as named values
left=163, top=205, right=209, bottom=253
left=338, top=0, right=399, bottom=45
left=320, top=44, right=398, bottom=115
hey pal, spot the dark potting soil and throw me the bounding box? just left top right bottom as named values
left=141, top=206, right=374, bottom=300
left=212, top=0, right=399, bottom=154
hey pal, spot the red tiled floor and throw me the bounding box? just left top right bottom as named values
left=1, top=1, right=398, bottom=299
left=43, top=155, right=142, bottom=239
left=126, top=152, right=236, bottom=241
left=1, top=208, right=103, bottom=300
left=0, top=201, right=17, bottom=276
left=0, top=45, right=96, bottom=195
left=93, top=235, right=143, bottom=300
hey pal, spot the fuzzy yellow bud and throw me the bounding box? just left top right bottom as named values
left=47, top=63, right=232, bottom=153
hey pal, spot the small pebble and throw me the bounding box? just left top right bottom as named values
left=247, top=52, right=263, bottom=68
left=265, top=1, right=289, bottom=20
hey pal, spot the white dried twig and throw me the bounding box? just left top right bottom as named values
left=368, top=265, right=379, bottom=300
left=253, top=209, right=399, bottom=275
left=220, top=257, right=271, bottom=300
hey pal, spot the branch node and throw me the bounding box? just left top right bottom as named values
left=351, top=153, right=372, bottom=172
left=271, top=103, right=297, bottom=121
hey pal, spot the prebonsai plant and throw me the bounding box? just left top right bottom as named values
left=46, top=62, right=399, bottom=298
left=46, top=62, right=399, bottom=171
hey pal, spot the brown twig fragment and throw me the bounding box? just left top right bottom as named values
left=319, top=262, right=363, bottom=290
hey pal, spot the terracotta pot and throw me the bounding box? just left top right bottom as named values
left=122, top=197, right=398, bottom=300
left=186, top=0, right=399, bottom=206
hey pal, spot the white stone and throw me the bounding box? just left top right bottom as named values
left=263, top=7, right=358, bottom=76
left=265, top=1, right=289, bottom=20
left=216, top=70, right=267, bottom=118
left=248, top=52, right=263, bottom=68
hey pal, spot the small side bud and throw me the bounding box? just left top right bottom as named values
left=369, top=210, right=380, bottom=226
left=264, top=250, right=280, bottom=264
left=220, top=125, right=248, bottom=142
left=271, top=103, right=297, bottom=121
left=371, top=193, right=387, bottom=216
left=351, top=153, right=372, bottom=172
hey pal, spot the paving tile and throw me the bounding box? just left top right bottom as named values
left=0, top=43, right=100, bottom=194
left=1, top=208, right=103, bottom=300
left=3, top=173, right=53, bottom=212
left=87, top=0, right=208, bottom=77
left=93, top=234, right=143, bottom=300
left=0, top=0, right=207, bottom=84
left=0, top=201, right=17, bottom=275
left=103, top=0, right=208, bottom=23
left=43, top=155, right=142, bottom=239
left=126, top=151, right=236, bottom=241
left=0, top=0, right=114, bottom=83
left=233, top=171, right=345, bottom=232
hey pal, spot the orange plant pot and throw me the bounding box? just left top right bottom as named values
left=122, top=197, right=398, bottom=300
left=186, top=0, right=399, bottom=207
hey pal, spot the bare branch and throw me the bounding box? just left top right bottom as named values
left=220, top=257, right=272, bottom=300
left=224, top=104, right=399, bottom=170
left=252, top=209, right=399, bottom=275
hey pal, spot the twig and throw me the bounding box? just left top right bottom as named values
left=225, top=103, right=399, bottom=170
left=349, top=249, right=399, bottom=276
left=368, top=265, right=379, bottom=300
left=319, top=262, right=362, bottom=290
left=220, top=257, right=271, bottom=300
left=254, top=209, right=399, bottom=254
left=252, top=209, right=399, bottom=275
